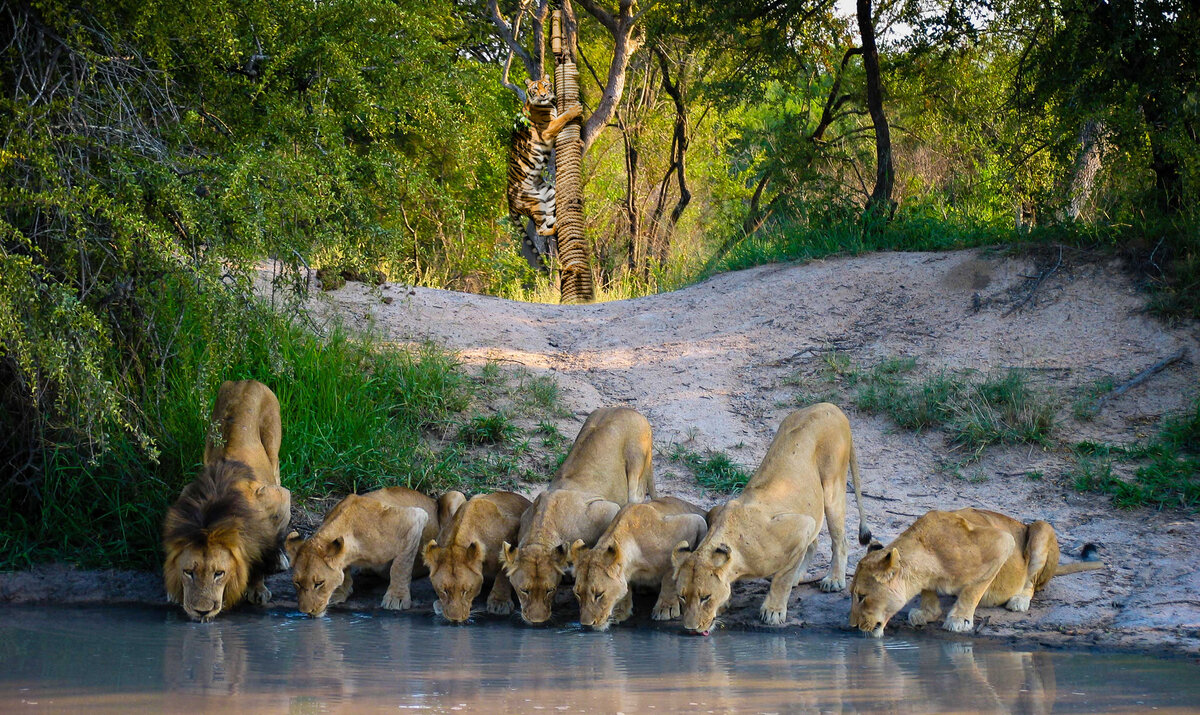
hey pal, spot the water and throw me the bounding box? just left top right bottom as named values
left=1, top=606, right=1197, bottom=713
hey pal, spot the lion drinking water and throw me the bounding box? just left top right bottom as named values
left=286, top=487, right=438, bottom=617
left=500, top=407, right=657, bottom=624
left=569, top=496, right=708, bottom=630
left=163, top=379, right=292, bottom=622
left=672, top=404, right=870, bottom=635
left=423, top=490, right=533, bottom=622
left=849, top=507, right=1103, bottom=637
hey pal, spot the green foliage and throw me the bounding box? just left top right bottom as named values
left=0, top=280, right=474, bottom=570
left=1071, top=400, right=1200, bottom=510
left=669, top=444, right=752, bottom=493
left=457, top=413, right=519, bottom=445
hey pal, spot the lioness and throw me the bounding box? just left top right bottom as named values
left=570, top=496, right=708, bottom=630
left=500, top=407, right=656, bottom=624
left=673, top=403, right=870, bottom=634
left=422, top=490, right=533, bottom=622
left=850, top=508, right=1103, bottom=637
left=285, top=486, right=437, bottom=617
left=163, top=379, right=292, bottom=622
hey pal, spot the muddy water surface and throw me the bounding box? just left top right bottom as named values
left=1, top=605, right=1197, bottom=713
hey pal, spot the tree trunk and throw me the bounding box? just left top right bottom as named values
left=617, top=110, right=642, bottom=275
left=857, top=0, right=894, bottom=221
left=1066, top=120, right=1107, bottom=221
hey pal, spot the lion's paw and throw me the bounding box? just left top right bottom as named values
left=818, top=575, right=846, bottom=592
left=432, top=599, right=444, bottom=616
left=381, top=592, right=412, bottom=610
left=1005, top=594, right=1031, bottom=612
left=942, top=617, right=973, bottom=633
left=651, top=600, right=681, bottom=621
left=759, top=604, right=788, bottom=625
left=247, top=583, right=271, bottom=606
left=486, top=597, right=513, bottom=615
left=329, top=589, right=351, bottom=606
left=908, top=609, right=938, bottom=627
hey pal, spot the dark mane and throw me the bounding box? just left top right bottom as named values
left=163, top=460, right=257, bottom=548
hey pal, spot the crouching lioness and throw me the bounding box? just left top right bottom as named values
left=500, top=407, right=657, bottom=624
left=850, top=508, right=1103, bottom=637
left=673, top=403, right=870, bottom=635
left=570, top=496, right=708, bottom=630
left=422, top=490, right=532, bottom=622
left=163, top=379, right=292, bottom=622
left=285, top=487, right=437, bottom=617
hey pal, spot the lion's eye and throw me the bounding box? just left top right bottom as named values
left=183, top=569, right=194, bottom=579
left=856, top=593, right=866, bottom=604
left=700, top=594, right=711, bottom=604
left=294, top=582, right=302, bottom=591
left=518, top=588, right=529, bottom=597
left=213, top=570, right=225, bottom=579
left=315, top=580, right=325, bottom=589
left=593, top=593, right=602, bottom=602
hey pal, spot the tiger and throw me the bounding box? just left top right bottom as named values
left=507, top=76, right=582, bottom=272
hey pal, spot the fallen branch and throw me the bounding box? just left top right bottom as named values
left=1093, top=349, right=1187, bottom=413
left=1004, top=245, right=1063, bottom=316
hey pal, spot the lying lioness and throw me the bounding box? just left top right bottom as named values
left=673, top=403, right=870, bottom=634
left=570, top=496, right=708, bottom=630
left=163, top=379, right=292, bottom=622
left=850, top=508, right=1103, bottom=637
left=500, top=407, right=657, bottom=624
left=422, top=490, right=533, bottom=622
left=285, top=487, right=437, bottom=617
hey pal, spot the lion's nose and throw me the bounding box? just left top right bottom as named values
left=196, top=607, right=217, bottom=619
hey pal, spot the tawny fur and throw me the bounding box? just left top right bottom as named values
left=850, top=508, right=1103, bottom=637
left=570, top=497, right=708, bottom=630
left=285, top=487, right=437, bottom=617
left=672, top=403, right=870, bottom=633
left=500, top=407, right=657, bottom=624
left=163, top=380, right=291, bottom=622
left=422, top=490, right=533, bottom=622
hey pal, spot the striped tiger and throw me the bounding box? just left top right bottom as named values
left=507, top=76, right=582, bottom=272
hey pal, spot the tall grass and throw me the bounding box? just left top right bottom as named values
left=0, top=285, right=473, bottom=571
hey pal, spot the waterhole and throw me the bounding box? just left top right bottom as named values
left=1, top=605, right=1196, bottom=712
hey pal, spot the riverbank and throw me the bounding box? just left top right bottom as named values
left=3, top=248, right=1196, bottom=657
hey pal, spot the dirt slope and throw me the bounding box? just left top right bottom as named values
left=307, top=248, right=1199, bottom=653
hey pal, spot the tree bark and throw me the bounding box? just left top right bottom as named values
left=574, top=0, right=652, bottom=154
left=856, top=0, right=894, bottom=221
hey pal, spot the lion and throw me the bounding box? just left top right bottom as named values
left=163, top=379, right=292, bottom=622
left=672, top=403, right=870, bottom=635
left=499, top=407, right=656, bottom=624
left=849, top=507, right=1103, bottom=637
left=569, top=496, right=708, bottom=630
left=285, top=486, right=437, bottom=617
left=422, top=490, right=533, bottom=622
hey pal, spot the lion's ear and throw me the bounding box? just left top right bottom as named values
left=882, top=547, right=901, bottom=579
left=671, top=540, right=692, bottom=574
left=499, top=541, right=518, bottom=573
left=552, top=542, right=570, bottom=572
left=285, top=531, right=303, bottom=562
left=326, top=536, right=345, bottom=559
left=568, top=539, right=587, bottom=567
left=604, top=543, right=621, bottom=564
left=465, top=541, right=481, bottom=562
left=711, top=543, right=732, bottom=569
left=422, top=539, right=440, bottom=571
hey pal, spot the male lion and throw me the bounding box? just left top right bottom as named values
left=569, top=496, right=708, bottom=630
left=673, top=403, right=870, bottom=635
left=285, top=487, right=437, bottom=617
left=163, top=379, right=292, bottom=622
left=422, top=490, right=533, bottom=622
left=850, top=508, right=1103, bottom=637
left=500, top=407, right=656, bottom=624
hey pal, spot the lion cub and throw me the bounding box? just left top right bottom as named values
left=285, top=487, right=437, bottom=617
left=500, top=407, right=657, bottom=624
left=569, top=496, right=708, bottom=630
left=673, top=404, right=870, bottom=635
left=850, top=508, right=1103, bottom=637
left=422, top=490, right=532, bottom=622
left=163, top=379, right=291, bottom=622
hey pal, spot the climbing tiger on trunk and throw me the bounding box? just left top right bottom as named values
left=507, top=76, right=582, bottom=273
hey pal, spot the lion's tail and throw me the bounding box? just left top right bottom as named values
left=849, top=439, right=871, bottom=546
left=1055, top=543, right=1104, bottom=576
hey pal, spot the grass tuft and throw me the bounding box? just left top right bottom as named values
left=669, top=444, right=752, bottom=493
